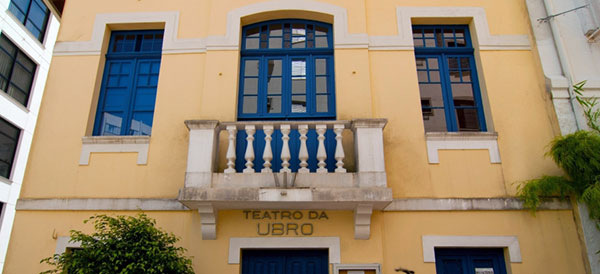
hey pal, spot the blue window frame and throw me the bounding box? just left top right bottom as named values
left=242, top=249, right=328, bottom=274
left=0, top=34, right=37, bottom=107
left=8, top=0, right=50, bottom=42
left=238, top=19, right=335, bottom=120
left=435, top=248, right=507, bottom=274
left=0, top=117, right=20, bottom=179
left=93, top=30, right=163, bottom=136
left=413, top=25, right=486, bottom=132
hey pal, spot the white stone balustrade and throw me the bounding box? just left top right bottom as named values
left=184, top=119, right=387, bottom=187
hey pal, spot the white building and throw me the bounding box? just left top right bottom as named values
left=527, top=0, right=600, bottom=273
left=0, top=0, right=60, bottom=272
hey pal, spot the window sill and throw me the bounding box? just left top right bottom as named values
left=79, top=136, right=150, bottom=165
left=0, top=89, right=29, bottom=113
left=425, top=132, right=500, bottom=164
left=0, top=176, right=13, bottom=186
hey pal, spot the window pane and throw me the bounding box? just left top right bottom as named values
left=243, top=78, right=258, bottom=95
left=7, top=85, right=27, bottom=105
left=316, top=76, right=327, bottom=93
left=244, top=60, right=259, bottom=76
left=429, top=70, right=440, bottom=82
left=0, top=118, right=19, bottom=139
left=269, top=24, right=282, bottom=36
left=292, top=24, right=306, bottom=35
left=267, top=96, right=281, bottom=113
left=416, top=58, right=426, bottom=69
left=267, top=59, right=282, bottom=76
left=292, top=78, right=305, bottom=94
left=428, top=58, right=439, bottom=69
left=423, top=108, right=447, bottom=132
left=315, top=26, right=328, bottom=35
left=242, top=97, right=257, bottom=114
left=455, top=108, right=480, bottom=131
left=247, top=27, right=259, bottom=37
left=316, top=95, right=328, bottom=112
left=267, top=77, right=281, bottom=94
left=245, top=38, right=259, bottom=49
left=291, top=59, right=306, bottom=77
left=417, top=71, right=428, bottom=82
left=315, top=37, right=328, bottom=48
left=130, top=112, right=153, bottom=135
left=448, top=58, right=459, bottom=69
left=292, top=36, right=305, bottom=48
left=451, top=83, right=475, bottom=104
left=462, top=70, right=471, bottom=82
left=269, top=37, right=282, bottom=48
left=414, top=39, right=424, bottom=47
left=315, top=59, right=327, bottom=75
left=99, top=112, right=124, bottom=135
left=424, top=29, right=434, bottom=37
left=449, top=71, right=461, bottom=82
left=419, top=83, right=444, bottom=107
left=291, top=95, right=306, bottom=113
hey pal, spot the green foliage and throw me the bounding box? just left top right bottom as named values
left=574, top=80, right=600, bottom=134
left=40, top=213, right=194, bottom=274
left=518, top=81, right=600, bottom=222
left=517, top=175, right=574, bottom=213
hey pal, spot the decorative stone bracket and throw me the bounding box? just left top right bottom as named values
left=354, top=204, right=373, bottom=240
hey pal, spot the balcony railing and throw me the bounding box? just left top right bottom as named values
left=178, top=119, right=392, bottom=240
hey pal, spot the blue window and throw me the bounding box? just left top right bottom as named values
left=0, top=117, right=20, bottom=179
left=93, top=30, right=163, bottom=136
left=0, top=34, right=37, bottom=107
left=242, top=249, right=328, bottom=274
left=238, top=19, right=335, bottom=120
left=413, top=25, right=486, bottom=132
left=435, top=248, right=507, bottom=274
left=8, top=0, right=50, bottom=42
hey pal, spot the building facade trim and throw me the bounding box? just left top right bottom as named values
left=228, top=237, right=341, bottom=264
left=79, top=136, right=150, bottom=165
left=425, top=132, right=501, bottom=164
left=53, top=5, right=530, bottom=56
left=16, top=198, right=570, bottom=211
left=422, top=235, right=522, bottom=263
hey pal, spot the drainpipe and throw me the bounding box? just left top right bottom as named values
left=542, top=0, right=585, bottom=131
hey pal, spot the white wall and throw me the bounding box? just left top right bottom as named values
left=0, top=0, right=60, bottom=272
left=527, top=0, right=600, bottom=273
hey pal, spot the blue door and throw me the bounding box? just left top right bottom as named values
left=242, top=249, right=328, bottom=274
left=435, top=248, right=507, bottom=274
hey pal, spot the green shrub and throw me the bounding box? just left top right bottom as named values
left=40, top=213, right=194, bottom=274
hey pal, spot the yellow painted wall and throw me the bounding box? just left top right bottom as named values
left=5, top=210, right=586, bottom=273
left=7, top=0, right=584, bottom=273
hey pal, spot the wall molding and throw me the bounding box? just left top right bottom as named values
left=15, top=197, right=570, bottom=211
left=79, top=136, right=150, bottom=165
left=422, top=235, right=522, bottom=262
left=380, top=7, right=531, bottom=51
left=425, top=132, right=501, bottom=164
left=54, top=5, right=530, bottom=56
left=16, top=198, right=188, bottom=211
left=384, top=197, right=571, bottom=211
left=228, top=237, right=340, bottom=264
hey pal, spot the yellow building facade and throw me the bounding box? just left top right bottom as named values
left=3, top=0, right=590, bottom=273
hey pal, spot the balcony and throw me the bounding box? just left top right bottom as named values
left=177, top=119, right=392, bottom=239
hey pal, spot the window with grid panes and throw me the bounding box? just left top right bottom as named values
left=0, top=117, right=20, bottom=179
left=93, top=30, right=163, bottom=136
left=238, top=19, right=335, bottom=120
left=413, top=25, right=486, bottom=132
left=8, top=0, right=50, bottom=42
left=0, top=34, right=36, bottom=107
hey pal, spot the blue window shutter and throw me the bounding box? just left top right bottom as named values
left=94, top=30, right=163, bottom=136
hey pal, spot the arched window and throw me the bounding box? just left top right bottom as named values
left=238, top=19, right=335, bottom=120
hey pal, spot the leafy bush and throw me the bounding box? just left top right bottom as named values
left=518, top=82, right=600, bottom=220
left=40, top=213, right=194, bottom=274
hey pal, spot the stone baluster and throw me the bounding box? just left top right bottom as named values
left=316, top=124, right=327, bottom=173
left=280, top=124, right=291, bottom=173
left=262, top=125, right=274, bottom=173
left=224, top=125, right=237, bottom=173
left=243, top=125, right=256, bottom=173
left=298, top=124, right=309, bottom=173
left=334, top=124, right=346, bottom=173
